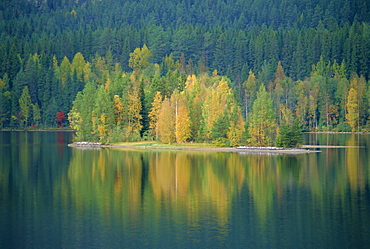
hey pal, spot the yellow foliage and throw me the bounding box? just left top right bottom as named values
left=97, top=114, right=108, bottom=141
left=105, top=78, right=111, bottom=90
left=202, top=79, right=232, bottom=139
left=148, top=92, right=163, bottom=138
left=127, top=91, right=143, bottom=133
left=227, top=111, right=245, bottom=147
left=68, top=107, right=81, bottom=131
left=113, top=95, right=124, bottom=125
left=280, top=104, right=293, bottom=124
left=83, top=62, right=92, bottom=81
left=60, top=56, right=71, bottom=87
left=128, top=44, right=152, bottom=71
left=157, top=98, right=175, bottom=144
left=173, top=93, right=191, bottom=143
left=70, top=10, right=77, bottom=18
left=71, top=52, right=86, bottom=80
left=346, top=87, right=358, bottom=131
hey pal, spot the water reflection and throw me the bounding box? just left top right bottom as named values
left=66, top=143, right=370, bottom=231
left=1, top=132, right=370, bottom=248
left=67, top=150, right=246, bottom=232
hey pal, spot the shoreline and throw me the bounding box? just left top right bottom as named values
left=1, top=128, right=76, bottom=132
left=2, top=129, right=369, bottom=135
left=68, top=142, right=318, bottom=154
left=305, top=131, right=370, bottom=134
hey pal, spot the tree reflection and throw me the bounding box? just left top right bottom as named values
left=346, top=134, right=364, bottom=192
left=66, top=149, right=248, bottom=231
left=64, top=140, right=370, bottom=237
left=2, top=132, right=370, bottom=247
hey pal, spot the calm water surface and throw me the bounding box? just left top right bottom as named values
left=1, top=131, right=370, bottom=248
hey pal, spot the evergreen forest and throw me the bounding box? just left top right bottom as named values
left=1, top=0, right=370, bottom=146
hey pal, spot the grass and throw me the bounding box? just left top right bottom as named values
left=111, top=141, right=216, bottom=148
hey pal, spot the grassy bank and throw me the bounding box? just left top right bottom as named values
left=110, top=141, right=217, bottom=149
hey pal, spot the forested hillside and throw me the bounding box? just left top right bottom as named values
left=1, top=0, right=370, bottom=145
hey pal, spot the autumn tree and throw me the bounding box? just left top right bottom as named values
left=71, top=52, right=86, bottom=80
left=128, top=44, right=153, bottom=72
left=68, top=80, right=97, bottom=141
left=157, top=97, right=175, bottom=144
left=202, top=78, right=233, bottom=140
left=172, top=91, right=191, bottom=143
left=127, top=90, right=143, bottom=138
left=56, top=110, right=66, bottom=127
left=148, top=91, right=163, bottom=139
left=346, top=87, right=359, bottom=131
left=92, top=85, right=115, bottom=142
left=227, top=109, right=245, bottom=147
left=184, top=75, right=205, bottom=141
left=59, top=56, right=71, bottom=87
left=248, top=85, right=276, bottom=146
left=113, top=94, right=124, bottom=126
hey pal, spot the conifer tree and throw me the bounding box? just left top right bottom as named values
left=19, top=86, right=32, bottom=127
left=244, top=69, right=257, bottom=120
left=0, top=74, right=11, bottom=127
left=32, top=103, right=41, bottom=127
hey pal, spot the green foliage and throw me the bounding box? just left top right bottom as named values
left=276, top=121, right=303, bottom=148
left=19, top=86, right=32, bottom=127
left=346, top=87, right=359, bottom=131
left=211, top=114, right=229, bottom=142
left=1, top=1, right=370, bottom=135
left=32, top=103, right=41, bottom=126
left=129, top=44, right=153, bottom=72
left=248, top=85, right=276, bottom=146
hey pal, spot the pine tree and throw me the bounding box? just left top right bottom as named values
left=0, top=74, right=11, bottom=127
left=32, top=103, right=41, bottom=127
left=276, top=120, right=303, bottom=148
left=19, top=86, right=32, bottom=127
left=244, top=69, right=257, bottom=120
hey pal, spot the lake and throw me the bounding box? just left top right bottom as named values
left=1, top=131, right=370, bottom=248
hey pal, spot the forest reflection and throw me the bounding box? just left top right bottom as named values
left=66, top=139, right=370, bottom=227
left=2, top=132, right=370, bottom=248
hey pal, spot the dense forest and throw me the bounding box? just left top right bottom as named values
left=1, top=0, right=370, bottom=146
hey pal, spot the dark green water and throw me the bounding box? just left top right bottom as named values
left=1, top=131, right=370, bottom=248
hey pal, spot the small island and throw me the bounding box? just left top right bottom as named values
left=68, top=141, right=317, bottom=154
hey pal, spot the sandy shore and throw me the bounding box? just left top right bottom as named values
left=68, top=143, right=318, bottom=154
